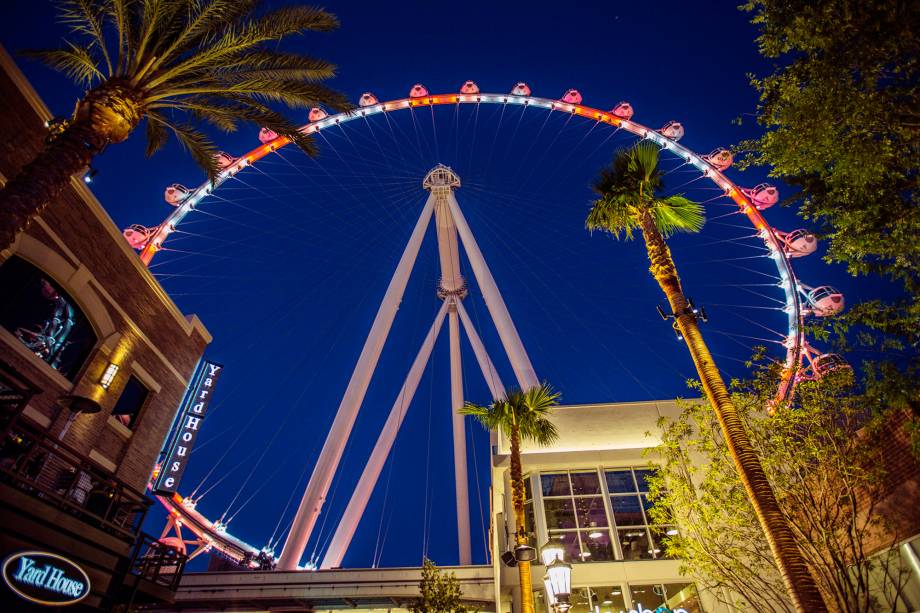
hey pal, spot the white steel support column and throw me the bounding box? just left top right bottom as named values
left=456, top=300, right=506, bottom=400
left=277, top=198, right=436, bottom=571
left=449, top=303, right=471, bottom=565
left=320, top=301, right=450, bottom=569
left=428, top=165, right=473, bottom=566
left=446, top=192, right=539, bottom=390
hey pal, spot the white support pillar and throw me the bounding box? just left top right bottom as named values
left=320, top=301, right=449, bottom=569
left=456, top=300, right=506, bottom=400
left=446, top=192, right=540, bottom=390
left=449, top=303, right=472, bottom=565
left=277, top=197, right=436, bottom=571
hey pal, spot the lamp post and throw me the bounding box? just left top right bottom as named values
left=541, top=538, right=572, bottom=613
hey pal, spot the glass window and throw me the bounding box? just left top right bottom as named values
left=569, top=585, right=627, bottom=613
left=111, top=375, right=149, bottom=429
left=544, top=498, right=576, bottom=530
left=0, top=256, right=97, bottom=380
left=579, top=528, right=614, bottom=561
left=605, top=468, right=635, bottom=493
left=570, top=471, right=600, bottom=495
left=541, top=472, right=570, bottom=497
left=574, top=496, right=608, bottom=528
left=634, top=468, right=656, bottom=492
left=628, top=582, right=702, bottom=612
left=611, top=494, right=645, bottom=526
left=547, top=530, right=580, bottom=562
left=618, top=527, right=654, bottom=560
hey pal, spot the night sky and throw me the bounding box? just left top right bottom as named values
left=2, top=1, right=877, bottom=570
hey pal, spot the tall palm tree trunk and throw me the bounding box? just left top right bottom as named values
left=0, top=83, right=141, bottom=251
left=638, top=209, right=827, bottom=611
left=509, top=426, right=535, bottom=613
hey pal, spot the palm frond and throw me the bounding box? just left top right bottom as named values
left=22, top=43, right=103, bottom=87
left=144, top=111, right=169, bottom=156
left=462, top=384, right=560, bottom=448
left=586, top=194, right=640, bottom=240
left=150, top=114, right=219, bottom=180
left=57, top=0, right=113, bottom=75
left=214, top=51, right=337, bottom=82
left=651, top=195, right=706, bottom=237
left=144, top=5, right=338, bottom=89
left=629, top=141, right=663, bottom=185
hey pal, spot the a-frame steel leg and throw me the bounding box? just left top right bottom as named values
left=278, top=197, right=436, bottom=570
left=321, top=301, right=450, bottom=569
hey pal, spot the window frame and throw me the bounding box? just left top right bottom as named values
left=110, top=374, right=151, bottom=430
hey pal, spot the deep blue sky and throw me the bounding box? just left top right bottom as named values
left=2, top=1, right=875, bottom=570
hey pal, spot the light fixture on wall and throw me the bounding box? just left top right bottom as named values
left=100, top=362, right=119, bottom=389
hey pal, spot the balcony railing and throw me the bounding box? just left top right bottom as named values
left=129, top=533, right=188, bottom=591
left=0, top=418, right=150, bottom=543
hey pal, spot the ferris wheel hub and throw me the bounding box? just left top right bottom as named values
left=423, top=164, right=461, bottom=192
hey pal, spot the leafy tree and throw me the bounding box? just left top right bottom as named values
left=0, top=0, right=349, bottom=251
left=647, top=366, right=913, bottom=612
left=736, top=0, right=920, bottom=347
left=462, top=384, right=560, bottom=613
left=410, top=558, right=477, bottom=613
left=587, top=142, right=827, bottom=609
left=737, top=0, right=920, bottom=456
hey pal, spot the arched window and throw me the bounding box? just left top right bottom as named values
left=0, top=256, right=97, bottom=380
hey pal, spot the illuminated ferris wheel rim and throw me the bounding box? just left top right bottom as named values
left=137, top=86, right=809, bottom=391
left=141, top=84, right=847, bottom=565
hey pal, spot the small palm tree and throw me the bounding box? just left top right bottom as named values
left=462, top=383, right=560, bottom=613
left=0, top=0, right=349, bottom=250
left=587, top=142, right=827, bottom=610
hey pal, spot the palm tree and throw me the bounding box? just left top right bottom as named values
left=586, top=142, right=826, bottom=611
left=0, top=0, right=349, bottom=250
left=462, top=383, right=560, bottom=613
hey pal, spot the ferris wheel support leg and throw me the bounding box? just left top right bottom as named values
left=446, top=192, right=539, bottom=390
left=277, top=197, right=436, bottom=571
left=320, top=301, right=449, bottom=569
left=449, top=303, right=472, bottom=565
left=456, top=300, right=506, bottom=400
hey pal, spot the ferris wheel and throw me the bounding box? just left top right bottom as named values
left=130, top=80, right=847, bottom=569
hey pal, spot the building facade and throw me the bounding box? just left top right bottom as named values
left=491, top=400, right=920, bottom=613
left=491, top=400, right=715, bottom=613
left=0, top=47, right=211, bottom=610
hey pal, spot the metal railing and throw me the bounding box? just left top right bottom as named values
left=0, top=418, right=150, bottom=542
left=129, top=533, right=188, bottom=591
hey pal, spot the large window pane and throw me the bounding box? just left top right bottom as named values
left=569, top=586, right=626, bottom=613
left=610, top=494, right=644, bottom=526
left=0, top=256, right=97, bottom=380
left=523, top=474, right=532, bottom=500
left=541, top=473, right=570, bottom=497
left=618, top=528, right=653, bottom=560
left=548, top=530, right=580, bottom=562
left=633, top=468, right=656, bottom=492
left=649, top=526, right=678, bottom=560
left=579, top=529, right=614, bottom=561
left=574, top=496, right=608, bottom=528
left=544, top=498, right=576, bottom=530
left=524, top=501, right=536, bottom=548
left=605, top=469, right=636, bottom=493
left=628, top=582, right=702, bottom=612
left=570, top=471, right=600, bottom=495
left=112, top=375, right=149, bottom=429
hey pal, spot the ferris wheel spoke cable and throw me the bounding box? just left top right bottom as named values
left=466, top=205, right=671, bottom=398
left=468, top=199, right=697, bottom=387
left=315, top=130, right=402, bottom=227
left=735, top=286, right=788, bottom=306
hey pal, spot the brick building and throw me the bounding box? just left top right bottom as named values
left=0, top=46, right=210, bottom=610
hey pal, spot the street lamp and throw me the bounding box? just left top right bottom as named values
left=540, top=536, right=565, bottom=566
left=546, top=557, right=572, bottom=611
